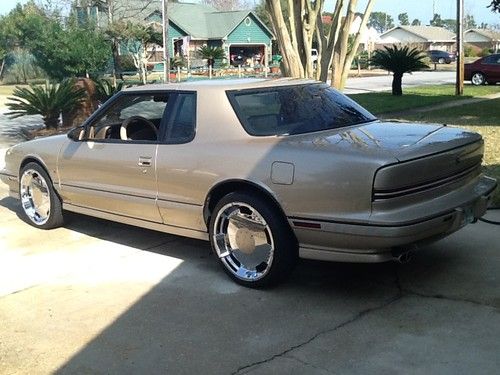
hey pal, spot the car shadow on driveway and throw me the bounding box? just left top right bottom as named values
left=2, top=195, right=500, bottom=374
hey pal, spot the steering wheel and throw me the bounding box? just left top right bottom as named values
left=120, top=116, right=159, bottom=140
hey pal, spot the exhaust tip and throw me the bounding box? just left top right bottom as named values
left=396, top=251, right=414, bottom=264
left=391, top=246, right=417, bottom=264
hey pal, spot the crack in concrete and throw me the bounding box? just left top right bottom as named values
left=283, top=354, right=334, bottom=374
left=401, top=289, right=498, bottom=309
left=233, top=264, right=498, bottom=374
left=395, top=263, right=496, bottom=309
left=0, top=284, right=40, bottom=299
left=231, top=293, right=403, bottom=374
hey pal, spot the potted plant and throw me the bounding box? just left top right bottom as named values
left=269, top=63, right=280, bottom=74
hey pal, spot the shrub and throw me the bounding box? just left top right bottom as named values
left=93, top=78, right=126, bottom=104
left=6, top=79, right=86, bottom=129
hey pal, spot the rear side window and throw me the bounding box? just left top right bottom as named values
left=163, top=92, right=196, bottom=143
left=227, top=83, right=376, bottom=136
left=483, top=55, right=500, bottom=64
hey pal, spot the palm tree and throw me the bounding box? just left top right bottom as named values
left=370, top=46, right=428, bottom=96
left=197, top=46, right=225, bottom=69
left=6, top=80, right=86, bottom=129
left=94, top=78, right=126, bottom=105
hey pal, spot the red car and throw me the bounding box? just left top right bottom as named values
left=464, top=54, right=500, bottom=85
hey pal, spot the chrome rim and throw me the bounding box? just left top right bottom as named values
left=472, top=73, right=483, bottom=85
left=213, top=202, right=274, bottom=282
left=20, top=169, right=51, bottom=225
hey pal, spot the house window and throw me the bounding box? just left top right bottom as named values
left=245, top=17, right=252, bottom=26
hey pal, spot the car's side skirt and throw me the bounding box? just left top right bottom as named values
left=63, top=203, right=209, bottom=241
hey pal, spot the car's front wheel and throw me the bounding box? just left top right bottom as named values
left=471, top=72, right=486, bottom=86
left=438, top=57, right=445, bottom=64
left=209, top=192, right=297, bottom=287
left=19, top=162, right=64, bottom=229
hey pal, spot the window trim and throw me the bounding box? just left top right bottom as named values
left=77, top=90, right=197, bottom=145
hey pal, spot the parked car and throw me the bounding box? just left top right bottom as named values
left=465, top=54, right=500, bottom=85
left=1, top=79, right=497, bottom=287
left=428, top=50, right=456, bottom=64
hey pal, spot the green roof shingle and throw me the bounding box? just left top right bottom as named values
left=116, top=1, right=271, bottom=40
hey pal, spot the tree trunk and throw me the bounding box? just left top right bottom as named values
left=44, top=115, right=60, bottom=129
left=392, top=73, right=403, bottom=96
left=111, top=38, right=119, bottom=87
left=0, top=59, right=5, bottom=80
left=140, top=63, right=147, bottom=84
left=338, top=0, right=376, bottom=89
left=267, top=0, right=304, bottom=78
left=266, top=0, right=375, bottom=84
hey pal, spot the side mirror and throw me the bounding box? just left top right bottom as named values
left=67, top=126, right=85, bottom=141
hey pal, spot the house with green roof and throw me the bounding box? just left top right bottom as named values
left=79, top=1, right=274, bottom=68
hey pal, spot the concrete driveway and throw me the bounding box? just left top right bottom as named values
left=1, top=175, right=499, bottom=374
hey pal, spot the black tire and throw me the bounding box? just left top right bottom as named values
left=209, top=191, right=297, bottom=288
left=438, top=57, right=445, bottom=64
left=471, top=72, right=486, bottom=86
left=19, top=162, right=64, bottom=229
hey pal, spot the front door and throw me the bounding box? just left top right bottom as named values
left=58, top=92, right=172, bottom=223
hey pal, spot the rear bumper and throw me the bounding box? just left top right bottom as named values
left=291, top=176, right=497, bottom=263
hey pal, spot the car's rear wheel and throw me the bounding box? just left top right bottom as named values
left=471, top=72, right=485, bottom=86
left=19, top=162, right=64, bottom=229
left=209, top=192, right=297, bottom=287
left=438, top=57, right=445, bottom=64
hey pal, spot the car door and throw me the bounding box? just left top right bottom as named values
left=490, top=55, right=500, bottom=81
left=481, top=55, right=500, bottom=81
left=57, top=92, right=172, bottom=223
left=154, top=92, right=207, bottom=232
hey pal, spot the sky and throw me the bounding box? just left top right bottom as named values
left=1, top=0, right=499, bottom=26
left=326, top=0, right=500, bottom=26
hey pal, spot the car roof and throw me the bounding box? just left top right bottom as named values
left=123, top=78, right=319, bottom=93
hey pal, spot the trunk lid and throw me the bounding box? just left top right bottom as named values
left=351, top=121, right=482, bottom=162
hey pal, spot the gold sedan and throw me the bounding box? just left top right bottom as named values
left=1, top=79, right=497, bottom=287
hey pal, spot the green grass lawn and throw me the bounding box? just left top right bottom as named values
left=381, top=98, right=500, bottom=206
left=349, top=84, right=500, bottom=115
left=0, top=85, right=18, bottom=96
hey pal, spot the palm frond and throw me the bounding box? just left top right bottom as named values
left=370, top=45, right=429, bottom=74
left=94, top=78, right=125, bottom=104
left=197, top=46, right=226, bottom=60
left=6, top=80, right=87, bottom=128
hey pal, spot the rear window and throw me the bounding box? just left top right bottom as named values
left=227, top=83, right=376, bottom=136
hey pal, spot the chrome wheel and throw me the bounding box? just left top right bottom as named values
left=20, top=169, right=51, bottom=225
left=212, top=202, right=275, bottom=282
left=471, top=72, right=485, bottom=85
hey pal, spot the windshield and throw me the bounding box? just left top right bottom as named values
left=227, top=83, right=376, bottom=136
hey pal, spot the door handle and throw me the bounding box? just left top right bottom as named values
left=138, top=156, right=152, bottom=167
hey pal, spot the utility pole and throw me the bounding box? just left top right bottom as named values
left=456, top=0, right=464, bottom=95
left=162, top=0, right=170, bottom=83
